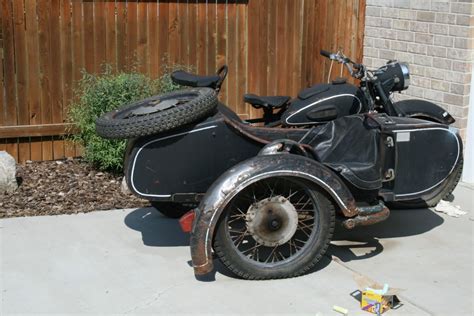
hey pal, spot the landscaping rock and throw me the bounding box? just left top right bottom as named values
left=0, top=151, right=18, bottom=193
left=121, top=177, right=132, bottom=196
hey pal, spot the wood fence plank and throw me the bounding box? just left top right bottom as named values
left=148, top=1, right=159, bottom=78
left=25, top=0, right=43, bottom=161
left=178, top=0, right=188, bottom=66
left=83, top=0, right=95, bottom=73
left=61, top=0, right=73, bottom=116
left=158, top=0, right=169, bottom=75
left=105, top=1, right=117, bottom=71
left=206, top=1, right=216, bottom=75
left=236, top=1, right=247, bottom=117
left=37, top=0, right=54, bottom=160
left=1, top=0, right=17, bottom=126
left=6, top=138, right=19, bottom=162
left=216, top=2, right=226, bottom=104
left=226, top=2, right=237, bottom=110
left=51, top=0, right=64, bottom=159
left=168, top=1, right=179, bottom=66
left=0, top=7, right=4, bottom=128
left=137, top=1, right=148, bottom=73
left=116, top=1, right=127, bottom=71
left=94, top=0, right=106, bottom=72
left=187, top=0, right=197, bottom=70
left=72, top=0, right=84, bottom=82
left=13, top=0, right=30, bottom=161
left=196, top=0, right=206, bottom=74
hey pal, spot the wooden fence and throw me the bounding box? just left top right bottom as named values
left=0, top=0, right=366, bottom=162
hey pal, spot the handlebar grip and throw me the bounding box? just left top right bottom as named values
left=320, top=50, right=332, bottom=58
left=353, top=63, right=362, bottom=70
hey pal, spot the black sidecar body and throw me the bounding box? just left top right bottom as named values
left=125, top=103, right=461, bottom=208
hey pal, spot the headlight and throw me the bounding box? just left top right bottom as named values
left=376, top=61, right=410, bottom=92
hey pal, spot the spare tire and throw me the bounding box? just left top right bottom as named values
left=95, top=88, right=218, bottom=139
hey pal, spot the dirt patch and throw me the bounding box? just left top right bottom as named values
left=0, top=159, right=149, bottom=218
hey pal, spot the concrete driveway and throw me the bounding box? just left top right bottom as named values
left=1, top=192, right=472, bottom=315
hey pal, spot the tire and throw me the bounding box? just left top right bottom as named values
left=96, top=88, right=217, bottom=139
left=151, top=202, right=193, bottom=218
left=213, top=177, right=335, bottom=280
left=389, top=156, right=463, bottom=209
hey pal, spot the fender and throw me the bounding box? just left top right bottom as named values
left=394, top=99, right=455, bottom=125
left=189, top=153, right=358, bottom=275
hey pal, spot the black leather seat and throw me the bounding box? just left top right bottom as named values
left=171, top=70, right=221, bottom=89
left=243, top=94, right=290, bottom=110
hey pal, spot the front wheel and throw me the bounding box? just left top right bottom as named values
left=213, top=177, right=335, bottom=280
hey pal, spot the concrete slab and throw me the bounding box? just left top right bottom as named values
left=1, top=205, right=472, bottom=315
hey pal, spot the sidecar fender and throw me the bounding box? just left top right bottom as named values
left=190, top=153, right=357, bottom=275
left=395, top=99, right=455, bottom=124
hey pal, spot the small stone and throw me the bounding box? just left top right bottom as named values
left=0, top=151, right=18, bottom=193
left=121, top=177, right=132, bottom=196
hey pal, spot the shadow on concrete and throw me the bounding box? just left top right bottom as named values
left=124, top=207, right=190, bottom=247
left=328, top=208, right=444, bottom=262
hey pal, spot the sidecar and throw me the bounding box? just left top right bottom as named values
left=117, top=95, right=462, bottom=279
left=96, top=72, right=462, bottom=279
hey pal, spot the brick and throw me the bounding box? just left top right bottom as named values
left=399, top=9, right=417, bottom=20
left=424, top=89, right=444, bottom=102
left=428, top=46, right=447, bottom=58
left=431, top=79, right=450, bottom=92
left=410, top=21, right=430, bottom=33
left=426, top=67, right=447, bottom=80
left=381, top=29, right=397, bottom=39
left=380, top=49, right=396, bottom=60
left=443, top=93, right=464, bottom=105
left=447, top=48, right=472, bottom=61
left=374, top=39, right=391, bottom=49
left=409, top=64, right=426, bottom=76
left=366, top=6, right=382, bottom=17
left=413, top=55, right=433, bottom=66
left=381, top=7, right=400, bottom=18
left=436, top=13, right=456, bottom=24
left=411, top=0, right=431, bottom=10
left=364, top=47, right=379, bottom=58
left=391, top=41, right=408, bottom=51
left=431, top=1, right=450, bottom=12
left=430, top=24, right=449, bottom=35
left=393, top=19, right=410, bottom=30
left=392, top=0, right=411, bottom=9
left=450, top=2, right=473, bottom=14
left=412, top=75, right=431, bottom=88
left=364, top=37, right=375, bottom=48
left=407, top=43, right=428, bottom=54
left=450, top=83, right=470, bottom=95
left=452, top=61, right=473, bottom=72
left=395, top=51, right=415, bottom=63
left=434, top=35, right=454, bottom=47
left=454, top=38, right=473, bottom=49
left=417, top=11, right=436, bottom=22
left=381, top=19, right=394, bottom=28
left=433, top=57, right=453, bottom=70
left=415, top=33, right=434, bottom=45
left=449, top=25, right=470, bottom=37
left=366, top=16, right=382, bottom=27
left=365, top=27, right=381, bottom=37
left=407, top=86, right=425, bottom=98
left=456, top=14, right=471, bottom=26
left=397, top=30, right=414, bottom=41
left=446, top=71, right=471, bottom=84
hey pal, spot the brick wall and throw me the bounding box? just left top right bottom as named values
left=363, top=0, right=474, bottom=138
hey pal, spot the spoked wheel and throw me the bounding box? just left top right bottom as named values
left=96, top=88, right=217, bottom=139
left=214, top=176, right=335, bottom=280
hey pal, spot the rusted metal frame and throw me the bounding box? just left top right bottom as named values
left=342, top=204, right=390, bottom=229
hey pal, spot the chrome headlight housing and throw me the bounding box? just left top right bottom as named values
left=376, top=61, right=410, bottom=92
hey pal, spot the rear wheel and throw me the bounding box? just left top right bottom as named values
left=151, top=202, right=192, bottom=218
left=213, top=177, right=335, bottom=280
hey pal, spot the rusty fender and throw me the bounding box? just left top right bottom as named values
left=190, top=151, right=358, bottom=276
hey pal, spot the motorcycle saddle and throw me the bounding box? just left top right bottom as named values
left=243, top=94, right=290, bottom=110
left=171, top=70, right=221, bottom=89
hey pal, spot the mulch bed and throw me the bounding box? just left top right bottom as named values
left=0, top=159, right=150, bottom=218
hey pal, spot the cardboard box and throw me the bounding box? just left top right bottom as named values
left=361, top=289, right=394, bottom=314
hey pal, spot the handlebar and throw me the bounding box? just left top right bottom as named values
left=320, top=49, right=366, bottom=80
left=320, top=50, right=332, bottom=59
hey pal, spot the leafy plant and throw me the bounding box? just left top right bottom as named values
left=67, top=65, right=185, bottom=173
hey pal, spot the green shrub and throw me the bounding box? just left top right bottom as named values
left=67, top=66, right=183, bottom=173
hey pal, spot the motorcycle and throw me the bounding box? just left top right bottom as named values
left=95, top=53, right=463, bottom=280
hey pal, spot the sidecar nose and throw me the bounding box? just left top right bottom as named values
left=179, top=210, right=196, bottom=233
